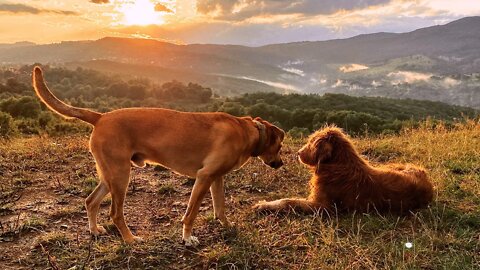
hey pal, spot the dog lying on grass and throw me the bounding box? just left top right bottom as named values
left=32, top=67, right=285, bottom=246
left=254, top=127, right=433, bottom=214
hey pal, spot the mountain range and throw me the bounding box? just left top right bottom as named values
left=1, top=16, right=479, bottom=108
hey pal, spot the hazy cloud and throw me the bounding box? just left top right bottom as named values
left=90, top=0, right=110, bottom=4
left=115, top=21, right=339, bottom=46
left=0, top=3, right=79, bottom=15
left=197, top=0, right=393, bottom=21
left=154, top=3, right=173, bottom=13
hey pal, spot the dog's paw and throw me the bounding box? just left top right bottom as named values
left=253, top=200, right=280, bottom=212
left=124, top=236, right=144, bottom=245
left=183, top=236, right=200, bottom=247
left=133, top=236, right=144, bottom=243
left=90, top=225, right=107, bottom=236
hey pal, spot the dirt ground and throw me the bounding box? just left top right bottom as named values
left=1, top=128, right=479, bottom=269
left=0, top=135, right=305, bottom=269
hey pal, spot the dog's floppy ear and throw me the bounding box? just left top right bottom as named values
left=256, top=117, right=285, bottom=143
left=315, top=141, right=333, bottom=173
left=270, top=124, right=285, bottom=141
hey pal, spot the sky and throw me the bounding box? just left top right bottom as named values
left=1, top=0, right=479, bottom=46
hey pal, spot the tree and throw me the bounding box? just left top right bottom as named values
left=128, top=84, right=147, bottom=100
left=218, top=102, right=245, bottom=116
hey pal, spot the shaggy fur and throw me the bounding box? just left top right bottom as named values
left=254, top=127, right=434, bottom=214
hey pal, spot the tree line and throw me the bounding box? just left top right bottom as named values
left=0, top=65, right=477, bottom=138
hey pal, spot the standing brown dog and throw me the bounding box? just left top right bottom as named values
left=33, top=67, right=285, bottom=246
left=254, top=127, right=433, bottom=214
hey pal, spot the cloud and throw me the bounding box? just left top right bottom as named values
left=90, top=0, right=110, bottom=4
left=109, top=0, right=476, bottom=46
left=339, top=64, right=369, bottom=73
left=196, top=0, right=393, bottom=21
left=0, top=3, right=79, bottom=15
left=154, top=3, right=173, bottom=13
left=114, top=21, right=338, bottom=46
left=387, top=71, right=432, bottom=85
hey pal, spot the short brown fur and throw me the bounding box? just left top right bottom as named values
left=254, top=126, right=434, bottom=214
left=32, top=67, right=285, bottom=246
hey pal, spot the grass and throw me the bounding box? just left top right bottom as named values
left=0, top=122, right=479, bottom=269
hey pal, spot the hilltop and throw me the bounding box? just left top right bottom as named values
left=0, top=122, right=479, bottom=268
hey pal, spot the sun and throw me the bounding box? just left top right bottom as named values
left=118, top=0, right=165, bottom=26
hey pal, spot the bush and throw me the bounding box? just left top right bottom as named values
left=218, top=102, right=245, bottom=116
left=287, top=127, right=311, bottom=138
left=46, top=121, right=91, bottom=136
left=15, top=118, right=40, bottom=135
left=38, top=112, right=53, bottom=129
left=0, top=96, right=41, bottom=118
left=0, top=112, right=16, bottom=138
left=325, top=110, right=385, bottom=134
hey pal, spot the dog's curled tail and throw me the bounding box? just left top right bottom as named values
left=33, top=66, right=101, bottom=125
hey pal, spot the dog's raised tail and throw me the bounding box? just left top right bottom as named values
left=33, top=66, right=101, bottom=125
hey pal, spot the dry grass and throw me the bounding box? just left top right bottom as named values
left=0, top=121, right=479, bottom=269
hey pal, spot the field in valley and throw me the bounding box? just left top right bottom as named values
left=0, top=121, right=479, bottom=269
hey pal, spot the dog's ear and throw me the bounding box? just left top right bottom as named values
left=315, top=141, right=333, bottom=173
left=260, top=119, right=285, bottom=144
left=270, top=125, right=285, bottom=141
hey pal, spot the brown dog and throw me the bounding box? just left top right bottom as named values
left=254, top=127, right=433, bottom=214
left=32, top=67, right=285, bottom=246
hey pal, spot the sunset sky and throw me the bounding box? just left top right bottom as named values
left=1, top=0, right=480, bottom=46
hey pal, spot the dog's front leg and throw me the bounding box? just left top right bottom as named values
left=253, top=198, right=321, bottom=213
left=181, top=171, right=215, bottom=247
left=210, top=177, right=230, bottom=226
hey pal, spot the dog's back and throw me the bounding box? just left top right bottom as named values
left=316, top=158, right=434, bottom=214
left=358, top=165, right=433, bottom=213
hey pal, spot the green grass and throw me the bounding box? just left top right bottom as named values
left=0, top=122, right=479, bottom=269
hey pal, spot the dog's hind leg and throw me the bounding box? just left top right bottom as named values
left=85, top=179, right=109, bottom=236
left=181, top=169, right=216, bottom=246
left=92, top=148, right=141, bottom=244
left=210, top=177, right=229, bottom=226
left=107, top=165, right=143, bottom=244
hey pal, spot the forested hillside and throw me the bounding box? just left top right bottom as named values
left=0, top=65, right=476, bottom=138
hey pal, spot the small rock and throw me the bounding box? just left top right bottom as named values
left=172, top=201, right=183, bottom=206
left=199, top=206, right=210, bottom=211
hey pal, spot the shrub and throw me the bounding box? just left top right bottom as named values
left=38, top=111, right=53, bottom=129
left=0, top=111, right=16, bottom=138
left=287, top=127, right=311, bottom=138
left=0, top=96, right=41, bottom=118
left=15, top=118, right=40, bottom=135
left=46, top=121, right=90, bottom=136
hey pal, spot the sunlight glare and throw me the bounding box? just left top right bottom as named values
left=118, top=0, right=165, bottom=26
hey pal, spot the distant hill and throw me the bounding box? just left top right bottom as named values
left=65, top=60, right=286, bottom=96
left=1, top=17, right=479, bottom=107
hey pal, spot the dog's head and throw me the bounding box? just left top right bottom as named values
left=297, top=126, right=348, bottom=170
left=254, top=117, right=285, bottom=169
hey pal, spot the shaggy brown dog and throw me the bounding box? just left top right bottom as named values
left=254, top=127, right=433, bottom=214
left=32, top=67, right=285, bottom=246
